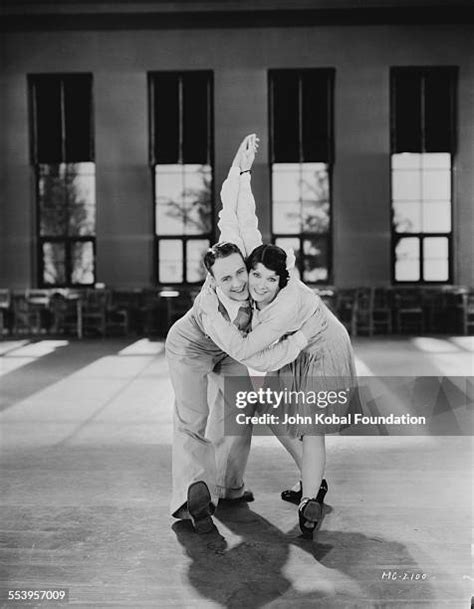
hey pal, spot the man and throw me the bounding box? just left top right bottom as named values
left=166, top=135, right=312, bottom=533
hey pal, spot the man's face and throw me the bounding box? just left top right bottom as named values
left=210, top=253, right=249, bottom=301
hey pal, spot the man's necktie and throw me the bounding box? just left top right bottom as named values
left=233, top=304, right=252, bottom=333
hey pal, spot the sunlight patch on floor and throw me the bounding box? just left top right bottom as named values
left=0, top=340, right=69, bottom=377
left=118, top=338, right=165, bottom=356
left=411, top=337, right=462, bottom=353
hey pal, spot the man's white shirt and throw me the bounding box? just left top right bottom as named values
left=215, top=286, right=244, bottom=324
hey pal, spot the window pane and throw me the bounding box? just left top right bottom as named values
left=183, top=165, right=212, bottom=235
left=271, top=72, right=299, bottom=162
left=302, top=71, right=332, bottom=162
left=421, top=202, right=451, bottom=233
left=156, top=204, right=185, bottom=235
left=183, top=73, right=211, bottom=164
left=424, top=236, right=449, bottom=259
left=159, top=240, right=183, bottom=283
left=42, top=242, right=66, bottom=285
left=151, top=74, right=180, bottom=164
left=38, top=165, right=67, bottom=236
left=423, top=236, right=449, bottom=282
left=421, top=153, right=450, bottom=169
left=392, top=170, right=421, bottom=200
left=273, top=162, right=330, bottom=234
left=392, top=70, right=422, bottom=152
left=155, top=165, right=212, bottom=236
left=301, top=163, right=329, bottom=203
left=71, top=241, right=94, bottom=284
left=274, top=237, right=300, bottom=259
left=392, top=153, right=421, bottom=170
left=273, top=202, right=301, bottom=234
left=396, top=236, right=420, bottom=259
left=64, top=75, right=93, bottom=162
left=155, top=165, right=184, bottom=199
left=186, top=239, right=209, bottom=282
left=395, top=237, right=420, bottom=281
left=422, top=170, right=451, bottom=201
left=423, top=259, right=449, bottom=281
left=155, top=166, right=185, bottom=235
left=395, top=260, right=420, bottom=282
left=38, top=165, right=66, bottom=197
left=302, top=237, right=328, bottom=282
left=393, top=201, right=421, bottom=233
left=67, top=164, right=96, bottom=236
left=40, top=206, right=68, bottom=237
left=272, top=164, right=300, bottom=201
left=34, top=78, right=62, bottom=163
left=302, top=201, right=330, bottom=234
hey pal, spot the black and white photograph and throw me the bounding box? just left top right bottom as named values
left=0, top=1, right=473, bottom=607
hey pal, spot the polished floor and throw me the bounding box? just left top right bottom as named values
left=0, top=336, right=472, bottom=608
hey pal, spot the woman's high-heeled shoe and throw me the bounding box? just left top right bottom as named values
left=282, top=478, right=328, bottom=505
left=298, top=497, right=323, bottom=539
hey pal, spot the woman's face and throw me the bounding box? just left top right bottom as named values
left=248, top=263, right=281, bottom=308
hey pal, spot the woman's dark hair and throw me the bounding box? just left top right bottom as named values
left=246, top=244, right=289, bottom=289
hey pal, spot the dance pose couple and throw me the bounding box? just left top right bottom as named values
left=166, top=134, right=357, bottom=538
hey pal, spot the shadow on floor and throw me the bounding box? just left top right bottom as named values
left=172, top=503, right=437, bottom=609
left=0, top=338, right=150, bottom=413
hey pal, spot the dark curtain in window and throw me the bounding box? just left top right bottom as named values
left=31, top=74, right=93, bottom=163
left=64, top=75, right=93, bottom=162
left=183, top=73, right=211, bottom=164
left=150, top=71, right=213, bottom=165
left=270, top=71, right=300, bottom=162
left=152, top=73, right=180, bottom=164
left=34, top=78, right=62, bottom=163
left=392, top=70, right=422, bottom=152
left=270, top=69, right=334, bottom=163
left=302, top=71, right=333, bottom=163
left=391, top=67, right=457, bottom=153
left=424, top=69, right=456, bottom=152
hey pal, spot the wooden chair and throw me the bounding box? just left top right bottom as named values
left=158, top=289, right=193, bottom=335
left=12, top=289, right=51, bottom=335
left=50, top=289, right=84, bottom=338
left=393, top=288, right=425, bottom=334
left=460, top=291, right=474, bottom=335
left=353, top=287, right=374, bottom=336
left=81, top=288, right=110, bottom=337
left=422, top=288, right=445, bottom=333
left=314, top=288, right=337, bottom=314
left=106, top=290, right=130, bottom=336
left=138, top=289, right=163, bottom=336
left=372, top=287, right=393, bottom=334
left=26, top=289, right=53, bottom=333
left=0, top=289, right=12, bottom=336
left=335, top=289, right=357, bottom=336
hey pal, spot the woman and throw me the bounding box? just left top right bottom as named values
left=202, top=135, right=358, bottom=538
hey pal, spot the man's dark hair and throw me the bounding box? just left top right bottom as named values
left=203, top=242, right=244, bottom=276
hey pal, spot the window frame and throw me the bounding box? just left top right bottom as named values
left=268, top=68, right=335, bottom=285
left=28, top=73, right=96, bottom=288
left=390, top=66, right=457, bottom=285
left=148, top=70, right=214, bottom=286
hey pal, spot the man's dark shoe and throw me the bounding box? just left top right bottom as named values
left=187, top=481, right=216, bottom=534
left=218, top=490, right=254, bottom=505
left=281, top=479, right=328, bottom=505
